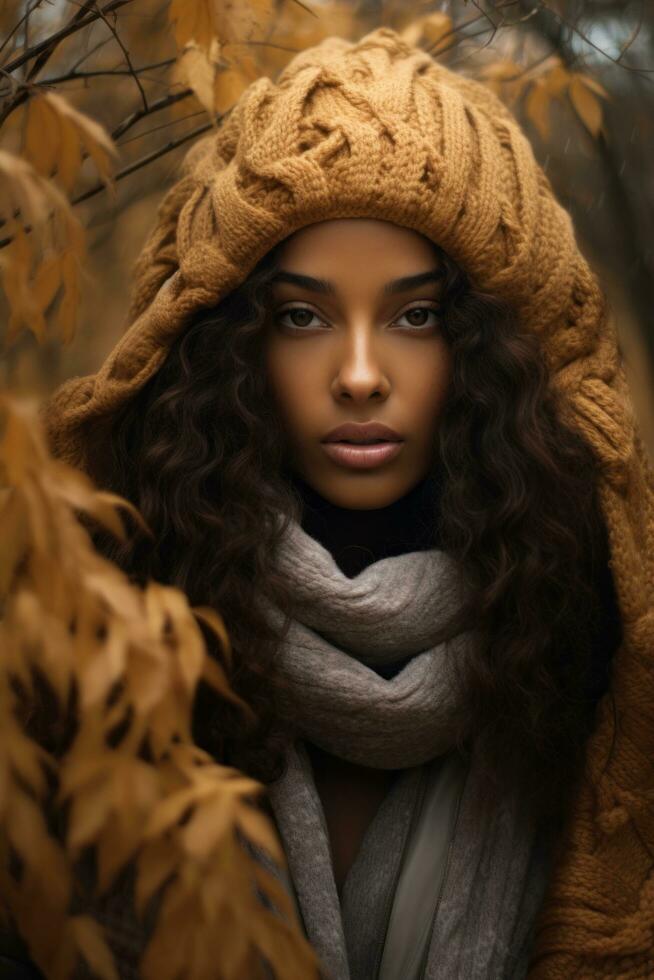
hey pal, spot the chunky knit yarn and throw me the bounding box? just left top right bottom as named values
left=43, top=26, right=654, bottom=978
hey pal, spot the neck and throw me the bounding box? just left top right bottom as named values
left=290, top=470, right=443, bottom=579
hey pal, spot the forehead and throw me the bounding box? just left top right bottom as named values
left=275, top=218, right=440, bottom=270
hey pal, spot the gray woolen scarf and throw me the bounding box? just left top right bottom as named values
left=253, top=515, right=555, bottom=980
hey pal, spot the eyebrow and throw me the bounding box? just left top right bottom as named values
left=271, top=269, right=444, bottom=296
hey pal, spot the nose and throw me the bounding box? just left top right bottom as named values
left=331, top=326, right=391, bottom=403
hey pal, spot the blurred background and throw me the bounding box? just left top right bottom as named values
left=1, top=0, right=653, bottom=452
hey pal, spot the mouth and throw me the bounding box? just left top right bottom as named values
left=320, top=420, right=404, bottom=468
left=321, top=440, right=404, bottom=470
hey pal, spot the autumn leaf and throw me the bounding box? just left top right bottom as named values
left=172, top=38, right=263, bottom=116
left=169, top=0, right=274, bottom=52
left=24, top=92, right=117, bottom=194
left=0, top=395, right=319, bottom=979
left=525, top=79, right=552, bottom=140
left=69, top=916, right=120, bottom=980
left=400, top=12, right=452, bottom=52
left=0, top=150, right=85, bottom=345
left=479, top=59, right=527, bottom=104
left=569, top=73, right=609, bottom=138
left=173, top=42, right=219, bottom=115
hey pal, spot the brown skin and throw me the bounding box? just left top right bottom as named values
left=263, top=218, right=452, bottom=509
left=263, top=218, right=452, bottom=893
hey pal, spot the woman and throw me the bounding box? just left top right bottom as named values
left=34, top=24, right=654, bottom=980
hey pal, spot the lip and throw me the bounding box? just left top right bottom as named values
left=322, top=441, right=403, bottom=470
left=322, top=421, right=403, bottom=443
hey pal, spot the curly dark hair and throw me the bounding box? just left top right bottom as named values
left=96, top=234, right=621, bottom=833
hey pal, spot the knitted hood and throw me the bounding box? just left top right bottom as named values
left=43, top=25, right=654, bottom=978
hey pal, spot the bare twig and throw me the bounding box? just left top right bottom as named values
left=69, top=33, right=115, bottom=72
left=0, top=0, right=45, bottom=60
left=538, top=0, right=654, bottom=76
left=42, top=57, right=176, bottom=85
left=3, top=0, right=135, bottom=76
left=111, top=88, right=194, bottom=141
left=616, top=0, right=645, bottom=65
left=423, top=0, right=521, bottom=57
left=117, top=109, right=208, bottom=147
left=0, top=60, right=181, bottom=131
left=26, top=0, right=99, bottom=82
left=71, top=120, right=217, bottom=206
left=0, top=86, right=28, bottom=128
left=0, top=119, right=216, bottom=250
left=289, top=0, right=319, bottom=18
left=92, top=2, right=148, bottom=112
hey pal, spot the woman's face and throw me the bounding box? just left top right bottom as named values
left=263, top=219, right=452, bottom=510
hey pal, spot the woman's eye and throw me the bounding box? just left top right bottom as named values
left=275, top=305, right=441, bottom=332
left=395, top=306, right=441, bottom=329
left=276, top=307, right=324, bottom=330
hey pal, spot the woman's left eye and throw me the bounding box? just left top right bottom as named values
left=276, top=307, right=325, bottom=330
left=395, top=306, right=441, bottom=329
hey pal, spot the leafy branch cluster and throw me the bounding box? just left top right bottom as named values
left=0, top=394, right=321, bottom=979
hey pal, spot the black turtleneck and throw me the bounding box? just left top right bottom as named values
left=290, top=470, right=444, bottom=580
left=289, top=470, right=444, bottom=680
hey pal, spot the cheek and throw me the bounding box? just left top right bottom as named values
left=403, top=346, right=452, bottom=423
left=265, top=347, right=319, bottom=436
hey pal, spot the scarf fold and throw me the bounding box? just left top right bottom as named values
left=259, top=515, right=554, bottom=979
left=260, top=516, right=471, bottom=768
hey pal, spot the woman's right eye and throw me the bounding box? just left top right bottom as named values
left=275, top=306, right=326, bottom=330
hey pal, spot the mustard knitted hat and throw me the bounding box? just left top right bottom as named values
left=43, top=26, right=654, bottom=978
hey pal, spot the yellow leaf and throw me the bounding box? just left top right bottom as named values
left=56, top=115, right=83, bottom=194
left=169, top=0, right=273, bottom=52
left=6, top=728, right=51, bottom=799
left=32, top=253, right=62, bottom=316
left=399, top=19, right=422, bottom=46
left=66, top=770, right=114, bottom=850
left=235, top=802, right=284, bottom=865
left=0, top=151, right=84, bottom=346
left=23, top=98, right=60, bottom=182
left=142, top=785, right=205, bottom=840
left=179, top=793, right=235, bottom=859
left=6, top=790, right=71, bottom=911
left=0, top=151, right=51, bottom=232
left=193, top=605, right=232, bottom=666
left=0, top=488, right=28, bottom=598
left=134, top=837, right=180, bottom=916
left=569, top=75, right=603, bottom=137
left=479, top=59, right=526, bottom=103
left=70, top=916, right=120, bottom=980
left=95, top=811, right=148, bottom=895
left=480, top=58, right=523, bottom=82
left=577, top=71, right=610, bottom=100
left=169, top=0, right=216, bottom=51
left=173, top=44, right=217, bottom=115
left=542, top=62, right=570, bottom=97
left=525, top=80, right=551, bottom=140
left=24, top=93, right=117, bottom=192
left=214, top=65, right=252, bottom=113
left=422, top=12, right=452, bottom=50
left=53, top=248, right=80, bottom=345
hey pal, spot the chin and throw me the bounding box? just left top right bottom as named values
left=310, top=471, right=421, bottom=510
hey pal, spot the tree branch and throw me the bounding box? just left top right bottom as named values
left=0, top=0, right=45, bottom=60
left=110, top=88, right=194, bottom=141
left=3, top=0, right=135, bottom=76
left=42, top=57, right=176, bottom=85
left=71, top=120, right=217, bottom=206
left=538, top=0, right=654, bottom=76
left=0, top=119, right=216, bottom=249
left=91, top=2, right=148, bottom=112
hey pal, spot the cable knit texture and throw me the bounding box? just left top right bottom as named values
left=42, top=26, right=654, bottom=978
